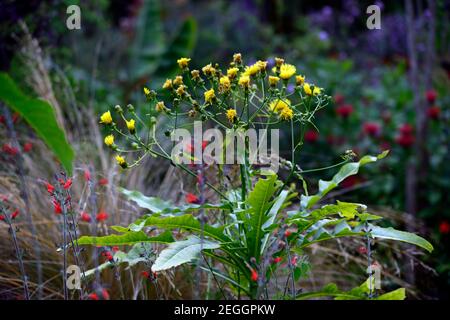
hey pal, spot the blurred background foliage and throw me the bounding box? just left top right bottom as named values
left=0, top=0, right=449, bottom=299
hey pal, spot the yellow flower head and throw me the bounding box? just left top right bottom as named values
left=219, top=76, right=231, bottom=92
left=204, top=88, right=215, bottom=103
left=295, top=75, right=305, bottom=86
left=191, top=69, right=200, bottom=80
left=279, top=64, right=296, bottom=80
left=243, top=64, right=260, bottom=77
left=163, top=79, right=173, bottom=90
left=177, top=57, right=191, bottom=69
left=269, top=99, right=291, bottom=113
left=275, top=57, right=285, bottom=67
left=100, top=111, right=113, bottom=124
left=156, top=101, right=167, bottom=112
left=233, top=53, right=242, bottom=64
left=143, top=87, right=151, bottom=96
left=115, top=155, right=127, bottom=168
left=226, top=109, right=237, bottom=123
left=202, top=63, right=216, bottom=76
left=125, top=119, right=136, bottom=134
left=173, top=75, right=183, bottom=87
left=256, top=60, right=268, bottom=71
left=104, top=134, right=114, bottom=146
left=176, top=85, right=186, bottom=96
left=227, top=67, right=239, bottom=79
left=280, top=107, right=294, bottom=120
left=238, top=75, right=250, bottom=88
left=303, top=83, right=321, bottom=96
left=268, top=76, right=280, bottom=87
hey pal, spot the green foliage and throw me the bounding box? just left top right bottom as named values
left=0, top=72, right=74, bottom=174
left=77, top=230, right=174, bottom=246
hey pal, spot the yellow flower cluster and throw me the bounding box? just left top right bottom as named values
left=303, top=83, right=321, bottom=96
left=269, top=99, right=293, bottom=120
left=226, top=109, right=237, bottom=123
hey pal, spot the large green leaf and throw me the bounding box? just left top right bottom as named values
left=152, top=236, right=220, bottom=271
left=121, top=188, right=229, bottom=214
left=77, top=230, right=174, bottom=246
left=370, top=225, right=433, bottom=252
left=246, top=175, right=278, bottom=260
left=0, top=73, right=74, bottom=173
left=300, top=151, right=388, bottom=209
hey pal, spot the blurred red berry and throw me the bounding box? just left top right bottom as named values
left=112, top=246, right=119, bottom=252
left=336, top=104, right=353, bottom=118
left=0, top=215, right=4, bottom=221
left=284, top=229, right=292, bottom=237
left=399, top=124, right=414, bottom=135
left=11, top=209, right=19, bottom=219
left=273, top=257, right=282, bottom=264
left=427, top=106, right=441, bottom=120
left=426, top=89, right=437, bottom=104
left=53, top=200, right=62, bottom=214
left=2, top=143, right=18, bottom=156
left=141, top=271, right=150, bottom=279
left=439, top=221, right=450, bottom=234
left=101, top=289, right=110, bottom=300
left=358, top=246, right=368, bottom=254
left=80, top=212, right=91, bottom=222
left=363, top=122, right=381, bottom=137
left=88, top=293, right=99, bottom=300
left=304, top=130, right=319, bottom=143
left=96, top=211, right=109, bottom=222
left=395, top=134, right=414, bottom=148
left=45, top=182, right=55, bottom=194
left=185, top=193, right=200, bottom=204
left=98, top=178, right=108, bottom=186
left=63, top=178, right=72, bottom=190
left=84, top=170, right=91, bottom=181
left=23, top=142, right=32, bottom=153
left=334, top=94, right=345, bottom=105
left=250, top=269, right=258, bottom=282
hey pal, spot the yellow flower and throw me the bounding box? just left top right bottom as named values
left=256, top=60, right=268, bottom=71
left=143, top=87, right=151, bottom=96
left=303, top=83, right=320, bottom=96
left=204, top=88, right=215, bottom=103
left=176, top=85, right=186, bottom=96
left=219, top=76, right=231, bottom=92
left=268, top=76, right=280, bottom=87
left=275, top=57, right=285, bottom=67
left=279, top=64, right=296, bottom=80
left=226, top=109, right=237, bottom=123
left=238, top=75, right=250, bottom=88
left=233, top=53, right=242, bottom=64
left=243, top=64, right=260, bottom=77
left=115, top=155, right=127, bottom=168
left=100, top=111, right=113, bottom=124
left=156, top=101, right=167, bottom=112
left=173, top=75, right=183, bottom=86
left=177, top=57, right=191, bottom=69
left=162, top=79, right=173, bottom=90
left=104, top=134, right=114, bottom=146
left=227, top=67, right=239, bottom=79
left=313, top=86, right=321, bottom=96
left=269, top=99, right=291, bottom=113
left=191, top=69, right=200, bottom=80
left=295, top=75, right=305, bottom=86
left=202, top=63, right=216, bottom=76
left=280, top=107, right=294, bottom=120
left=125, top=119, right=135, bottom=134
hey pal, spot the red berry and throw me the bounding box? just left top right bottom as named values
left=363, top=122, right=381, bottom=137
left=439, top=221, right=450, bottom=234
left=80, top=212, right=91, bottom=222
left=284, top=229, right=292, bottom=237
left=185, top=193, right=200, bottom=204
left=395, top=134, right=414, bottom=148
left=23, top=142, right=32, bottom=153
left=273, top=257, right=282, bottom=264
left=399, top=124, right=413, bottom=135
left=11, top=209, right=19, bottom=219
left=250, top=269, right=258, bottom=282
left=304, top=130, right=319, bottom=143
left=0, top=215, right=5, bottom=221
left=96, top=211, right=109, bottom=222
left=98, top=178, right=108, bottom=186
left=336, top=104, right=353, bottom=118
left=427, top=106, right=440, bottom=120
left=425, top=89, right=437, bottom=104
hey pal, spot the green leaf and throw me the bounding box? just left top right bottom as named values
left=301, top=151, right=388, bottom=209
left=375, top=288, right=406, bottom=300
left=139, top=214, right=230, bottom=243
left=77, top=230, right=174, bottom=246
left=370, top=225, right=434, bottom=252
left=121, top=188, right=230, bottom=214
left=246, top=175, right=278, bottom=260
left=152, top=236, right=220, bottom=271
left=0, top=73, right=74, bottom=174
